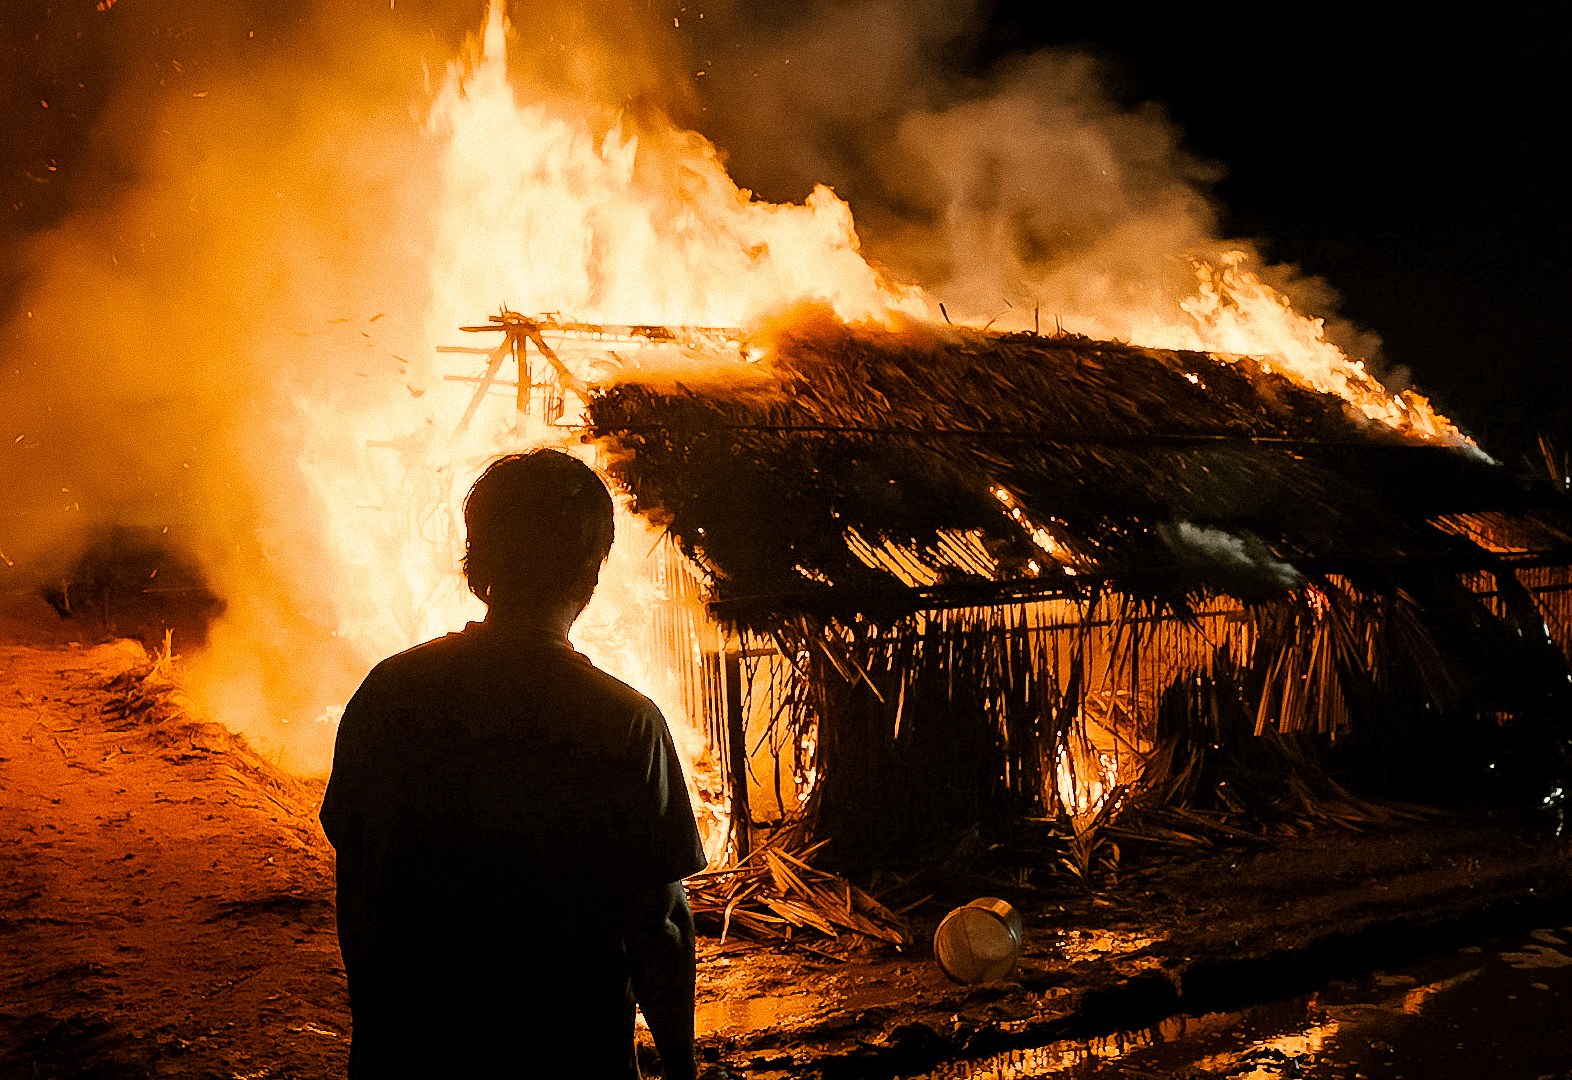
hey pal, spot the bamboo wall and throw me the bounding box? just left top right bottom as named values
left=644, top=539, right=1572, bottom=864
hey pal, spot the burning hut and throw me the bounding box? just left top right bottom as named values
left=586, top=311, right=1572, bottom=864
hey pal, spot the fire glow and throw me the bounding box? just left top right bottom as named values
left=173, top=4, right=1472, bottom=834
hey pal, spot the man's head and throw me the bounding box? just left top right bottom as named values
left=462, top=450, right=615, bottom=609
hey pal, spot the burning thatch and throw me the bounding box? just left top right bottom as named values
left=592, top=312, right=1558, bottom=618
left=588, top=314, right=1572, bottom=862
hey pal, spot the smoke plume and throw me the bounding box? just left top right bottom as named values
left=0, top=2, right=469, bottom=769
left=1, top=0, right=1392, bottom=774
left=686, top=0, right=1382, bottom=359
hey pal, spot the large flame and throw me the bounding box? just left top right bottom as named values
left=428, top=7, right=924, bottom=334
left=1163, top=252, right=1468, bottom=449
left=177, top=5, right=930, bottom=865
left=306, top=3, right=922, bottom=668
left=181, top=3, right=1472, bottom=838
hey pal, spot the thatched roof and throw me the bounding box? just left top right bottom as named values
left=589, top=313, right=1572, bottom=629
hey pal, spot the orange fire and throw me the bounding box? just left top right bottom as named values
left=173, top=3, right=1474, bottom=839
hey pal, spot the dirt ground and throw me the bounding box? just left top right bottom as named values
left=0, top=640, right=345, bottom=1080
left=3, top=632, right=1570, bottom=1080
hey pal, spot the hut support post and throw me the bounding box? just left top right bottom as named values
left=514, top=334, right=529, bottom=414
left=724, top=649, right=751, bottom=862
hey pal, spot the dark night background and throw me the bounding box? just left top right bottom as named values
left=1005, top=2, right=1571, bottom=464
left=3, top=1, right=1567, bottom=464
left=1045, top=3, right=1569, bottom=467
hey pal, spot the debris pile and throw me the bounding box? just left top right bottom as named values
left=687, top=839, right=910, bottom=948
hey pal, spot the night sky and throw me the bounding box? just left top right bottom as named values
left=1000, top=2, right=1571, bottom=465
left=3, top=1, right=1567, bottom=464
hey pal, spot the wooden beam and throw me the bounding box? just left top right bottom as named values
left=724, top=649, right=751, bottom=863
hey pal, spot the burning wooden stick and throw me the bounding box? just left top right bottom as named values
left=445, top=308, right=742, bottom=433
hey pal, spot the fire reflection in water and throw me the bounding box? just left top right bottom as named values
left=913, top=932, right=1572, bottom=1080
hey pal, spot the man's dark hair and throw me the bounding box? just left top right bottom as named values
left=462, top=450, right=615, bottom=603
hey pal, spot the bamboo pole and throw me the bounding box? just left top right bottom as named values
left=724, top=650, right=751, bottom=862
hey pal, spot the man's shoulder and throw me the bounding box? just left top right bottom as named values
left=357, top=624, right=658, bottom=719
left=356, top=629, right=470, bottom=694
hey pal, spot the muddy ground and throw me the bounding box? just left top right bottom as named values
left=2, top=629, right=1569, bottom=1080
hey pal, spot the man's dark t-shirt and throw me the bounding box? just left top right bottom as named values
left=319, top=620, right=707, bottom=1077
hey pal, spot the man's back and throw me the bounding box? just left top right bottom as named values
left=321, top=620, right=706, bottom=1076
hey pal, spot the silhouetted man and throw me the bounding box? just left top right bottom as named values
left=321, top=450, right=706, bottom=1078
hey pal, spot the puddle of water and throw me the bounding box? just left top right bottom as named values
left=695, top=926, right=1167, bottom=1044
left=840, top=982, right=913, bottom=1011
left=697, top=979, right=912, bottom=1037
left=697, top=993, right=820, bottom=1035
left=907, top=924, right=1572, bottom=1079
left=1054, top=929, right=1162, bottom=964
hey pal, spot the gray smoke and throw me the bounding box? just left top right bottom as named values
left=687, top=0, right=1383, bottom=358
left=1158, top=520, right=1304, bottom=599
